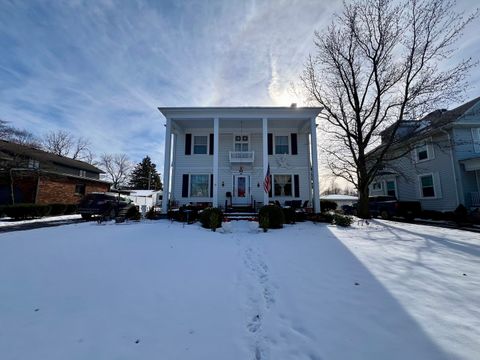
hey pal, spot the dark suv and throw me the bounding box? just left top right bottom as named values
left=78, top=192, right=133, bottom=220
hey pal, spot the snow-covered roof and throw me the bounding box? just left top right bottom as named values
left=129, top=190, right=162, bottom=197
left=322, top=194, right=358, bottom=201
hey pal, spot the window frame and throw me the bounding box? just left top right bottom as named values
left=75, top=183, right=86, bottom=196
left=372, top=181, right=383, bottom=191
left=233, top=134, right=250, bottom=152
left=193, top=135, right=208, bottom=155
left=418, top=173, right=436, bottom=199
left=273, top=174, right=293, bottom=197
left=472, top=128, right=480, bottom=153
left=274, top=135, right=290, bottom=155
left=79, top=170, right=86, bottom=177
left=27, top=158, right=39, bottom=169
left=385, top=179, right=397, bottom=198
left=189, top=174, right=210, bottom=198
left=414, top=139, right=434, bottom=163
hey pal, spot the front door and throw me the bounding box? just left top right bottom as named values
left=233, top=174, right=250, bottom=204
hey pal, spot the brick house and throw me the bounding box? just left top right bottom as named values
left=0, top=140, right=110, bottom=205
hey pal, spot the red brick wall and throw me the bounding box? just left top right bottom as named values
left=36, top=175, right=109, bottom=205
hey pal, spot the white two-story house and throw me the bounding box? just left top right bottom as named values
left=158, top=106, right=323, bottom=213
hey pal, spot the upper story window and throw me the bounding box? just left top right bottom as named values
left=193, top=136, right=208, bottom=154
left=79, top=170, right=86, bottom=177
left=234, top=135, right=249, bottom=152
left=414, top=140, right=434, bottom=163
left=28, top=158, right=39, bottom=169
left=275, top=136, right=289, bottom=154
left=472, top=128, right=480, bottom=153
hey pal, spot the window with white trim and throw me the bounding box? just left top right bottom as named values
left=28, top=158, right=39, bottom=169
left=273, top=174, right=292, bottom=196
left=414, top=141, right=434, bottom=162
left=234, top=135, right=249, bottom=151
left=275, top=136, right=289, bottom=154
left=386, top=180, right=396, bottom=197
left=190, top=174, right=209, bottom=197
left=193, top=136, right=208, bottom=154
left=79, top=170, right=86, bottom=177
left=372, top=182, right=382, bottom=190
left=472, top=128, right=480, bottom=153
left=420, top=174, right=435, bottom=198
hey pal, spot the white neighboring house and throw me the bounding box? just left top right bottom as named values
left=127, top=190, right=162, bottom=211
left=322, top=194, right=358, bottom=208
left=158, top=106, right=323, bottom=213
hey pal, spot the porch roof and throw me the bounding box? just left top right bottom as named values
left=158, top=106, right=323, bottom=120
left=460, top=157, right=480, bottom=172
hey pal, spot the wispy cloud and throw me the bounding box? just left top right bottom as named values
left=0, top=0, right=478, bottom=169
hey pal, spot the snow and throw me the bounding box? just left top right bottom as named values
left=321, top=194, right=358, bottom=201
left=0, top=214, right=81, bottom=228
left=0, top=219, right=478, bottom=359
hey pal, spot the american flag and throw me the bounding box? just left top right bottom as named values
left=263, top=164, right=271, bottom=194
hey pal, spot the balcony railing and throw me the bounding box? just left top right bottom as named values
left=229, top=151, right=254, bottom=163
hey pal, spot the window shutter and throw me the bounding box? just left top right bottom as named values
left=268, top=133, right=273, bottom=155
left=209, top=134, right=214, bottom=155
left=294, top=174, right=300, bottom=197
left=472, top=128, right=480, bottom=153
left=185, top=134, right=192, bottom=155
left=434, top=172, right=443, bottom=199
left=182, top=174, right=189, bottom=197
left=210, top=174, right=214, bottom=197
left=291, top=133, right=298, bottom=155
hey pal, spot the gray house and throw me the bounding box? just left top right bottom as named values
left=370, top=97, right=480, bottom=211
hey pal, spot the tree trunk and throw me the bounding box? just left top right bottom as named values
left=356, top=185, right=370, bottom=219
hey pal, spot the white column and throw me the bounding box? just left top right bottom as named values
left=162, top=117, right=172, bottom=213
left=310, top=117, right=321, bottom=213
left=213, top=117, right=219, bottom=207
left=262, top=117, right=269, bottom=206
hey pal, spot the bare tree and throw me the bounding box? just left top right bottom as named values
left=99, top=153, right=132, bottom=189
left=0, top=120, right=40, bottom=148
left=42, top=130, right=74, bottom=157
left=302, top=0, right=478, bottom=218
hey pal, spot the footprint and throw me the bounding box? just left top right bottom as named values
left=247, top=314, right=261, bottom=333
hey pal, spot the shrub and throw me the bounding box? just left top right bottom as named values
left=64, top=204, right=78, bottom=215
left=259, top=215, right=269, bottom=232
left=3, top=204, right=51, bottom=220
left=454, top=204, right=469, bottom=224
left=199, top=207, right=223, bottom=229
left=282, top=207, right=296, bottom=224
left=125, top=205, right=141, bottom=221
left=49, top=203, right=67, bottom=216
left=320, top=200, right=337, bottom=212
left=333, top=213, right=353, bottom=227
left=258, top=205, right=284, bottom=229
left=145, top=206, right=157, bottom=220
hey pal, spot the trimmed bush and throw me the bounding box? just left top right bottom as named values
left=199, top=207, right=223, bottom=229
left=125, top=205, right=141, bottom=221
left=258, top=205, right=284, bottom=229
left=454, top=204, right=468, bottom=224
left=49, top=203, right=67, bottom=216
left=3, top=204, right=51, bottom=220
left=333, top=213, right=353, bottom=227
left=64, top=204, right=78, bottom=215
left=282, top=207, right=296, bottom=224
left=320, top=200, right=337, bottom=212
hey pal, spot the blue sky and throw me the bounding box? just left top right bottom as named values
left=0, top=0, right=479, bottom=171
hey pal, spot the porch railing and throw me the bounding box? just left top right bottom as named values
left=470, top=192, right=480, bottom=207
left=229, top=151, right=254, bottom=163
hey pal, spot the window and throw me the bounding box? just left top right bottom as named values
left=414, top=141, right=433, bottom=162
left=386, top=180, right=396, bottom=197
left=372, top=182, right=382, bottom=190
left=75, top=184, right=86, bottom=195
left=190, top=174, right=209, bottom=197
left=274, top=175, right=292, bottom=196
left=193, top=136, right=208, bottom=154
left=79, top=170, right=86, bottom=177
left=472, top=128, right=480, bottom=153
left=28, top=159, right=39, bottom=169
left=420, top=174, right=435, bottom=198
left=234, top=135, right=249, bottom=151
left=275, top=136, right=289, bottom=154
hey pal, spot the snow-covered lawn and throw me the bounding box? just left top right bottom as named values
left=0, top=220, right=478, bottom=359
left=0, top=214, right=81, bottom=228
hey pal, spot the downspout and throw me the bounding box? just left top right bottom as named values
left=440, top=129, right=460, bottom=207
left=35, top=170, right=41, bottom=204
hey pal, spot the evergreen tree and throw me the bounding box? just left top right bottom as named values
left=129, top=156, right=162, bottom=190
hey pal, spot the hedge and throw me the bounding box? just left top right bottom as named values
left=258, top=205, right=285, bottom=229
left=199, top=207, right=223, bottom=230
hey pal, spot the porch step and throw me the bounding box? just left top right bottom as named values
left=224, top=212, right=258, bottom=221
